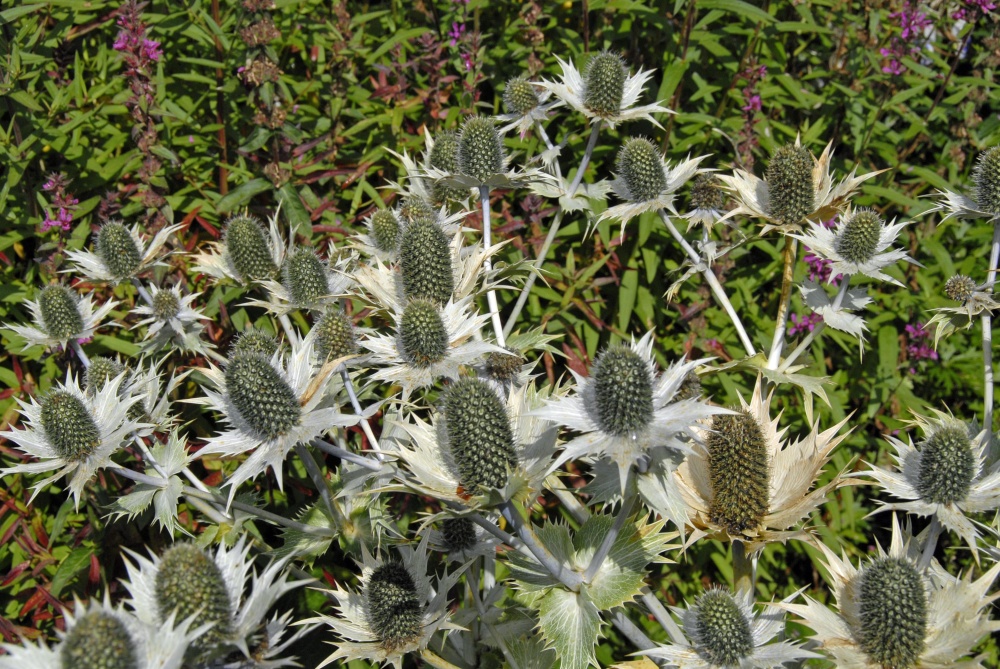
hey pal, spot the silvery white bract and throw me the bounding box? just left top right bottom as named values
left=800, top=279, right=872, bottom=340
left=192, top=212, right=284, bottom=286
left=108, top=430, right=191, bottom=536
left=64, top=221, right=181, bottom=283
left=5, top=286, right=117, bottom=352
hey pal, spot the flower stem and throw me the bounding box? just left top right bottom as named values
left=639, top=589, right=687, bottom=645
left=294, top=443, right=338, bottom=520
left=766, top=235, right=799, bottom=369
left=609, top=611, right=655, bottom=651
left=70, top=339, right=90, bottom=367
left=312, top=438, right=383, bottom=471
left=658, top=210, right=756, bottom=356
left=583, top=473, right=635, bottom=583
left=480, top=185, right=507, bottom=347
left=981, top=219, right=1000, bottom=431
left=917, top=516, right=942, bottom=572
left=733, top=540, right=754, bottom=594
left=130, top=277, right=153, bottom=306
left=499, top=500, right=583, bottom=590
left=339, top=367, right=382, bottom=457
left=503, top=211, right=563, bottom=338
left=567, top=121, right=602, bottom=198
left=278, top=313, right=298, bottom=346
left=182, top=485, right=335, bottom=535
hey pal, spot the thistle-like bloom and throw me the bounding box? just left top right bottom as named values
left=192, top=213, right=284, bottom=286
left=191, top=331, right=363, bottom=505
left=928, top=146, right=1000, bottom=220
left=863, top=411, right=1000, bottom=555
left=65, top=220, right=181, bottom=283
left=539, top=51, right=672, bottom=128
left=640, top=588, right=818, bottom=669
left=304, top=536, right=464, bottom=669
left=425, top=513, right=503, bottom=563
left=386, top=128, right=472, bottom=206
left=791, top=207, right=914, bottom=286
left=132, top=282, right=208, bottom=353
left=388, top=379, right=557, bottom=507
left=534, top=332, right=724, bottom=493
left=675, top=376, right=852, bottom=552
left=6, top=285, right=117, bottom=352
left=0, top=371, right=144, bottom=508
left=782, top=515, right=1000, bottom=669
left=497, top=75, right=561, bottom=139
left=597, top=138, right=708, bottom=237
left=0, top=594, right=202, bottom=669
left=360, top=296, right=502, bottom=398
left=684, top=174, right=729, bottom=231
left=123, top=537, right=309, bottom=662
left=718, top=137, right=881, bottom=233
left=242, top=244, right=353, bottom=315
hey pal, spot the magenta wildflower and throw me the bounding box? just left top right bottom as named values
left=449, top=22, right=466, bottom=47
left=789, top=312, right=823, bottom=336
left=40, top=173, right=79, bottom=233
left=953, top=0, right=995, bottom=20
left=880, top=2, right=931, bottom=75
left=905, top=322, right=938, bottom=367
left=736, top=62, right=766, bottom=168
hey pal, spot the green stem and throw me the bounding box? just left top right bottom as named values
left=733, top=540, right=754, bottom=594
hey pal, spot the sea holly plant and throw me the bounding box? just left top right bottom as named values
left=5, top=8, right=1000, bottom=669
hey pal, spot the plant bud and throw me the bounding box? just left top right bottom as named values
left=944, top=275, right=977, bottom=303
left=690, top=174, right=725, bottom=211
left=583, top=51, right=626, bottom=117
left=97, top=221, right=143, bottom=279
left=707, top=410, right=769, bottom=536
left=39, top=285, right=84, bottom=339
left=592, top=344, right=654, bottom=436
left=835, top=209, right=883, bottom=265
left=152, top=288, right=180, bottom=320
left=484, top=347, right=524, bottom=383
left=314, top=308, right=357, bottom=361
left=430, top=130, right=468, bottom=203
left=857, top=557, right=927, bottom=669
left=155, top=544, right=233, bottom=652
left=616, top=138, right=667, bottom=202
left=230, top=329, right=279, bottom=360
left=764, top=145, right=814, bottom=227
left=399, top=299, right=448, bottom=368
left=400, top=218, right=454, bottom=304
left=458, top=116, right=504, bottom=183
left=370, top=208, right=401, bottom=253
left=398, top=197, right=436, bottom=226
left=60, top=612, right=138, bottom=669
left=443, top=377, right=518, bottom=491
left=441, top=517, right=477, bottom=552
left=224, top=215, right=277, bottom=282
left=41, top=391, right=101, bottom=462
left=675, top=370, right=703, bottom=402
left=915, top=421, right=976, bottom=505
left=974, top=146, right=1000, bottom=215
left=692, top=590, right=753, bottom=667
left=503, top=77, right=540, bottom=116
left=282, top=248, right=328, bottom=306
left=85, top=357, right=127, bottom=396
left=366, top=562, right=422, bottom=649
left=224, top=352, right=301, bottom=440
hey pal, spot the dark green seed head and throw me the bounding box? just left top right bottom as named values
left=592, top=344, right=654, bottom=436
left=39, top=285, right=84, bottom=339
left=224, top=215, right=277, bottom=282
left=398, top=197, right=437, bottom=226
left=617, top=138, right=667, bottom=202
left=485, top=347, right=524, bottom=383
left=314, top=309, right=357, bottom=361
left=152, top=289, right=180, bottom=321
left=224, top=353, right=301, bottom=440
left=764, top=145, right=815, bottom=227
left=282, top=248, right=329, bottom=306
left=85, top=357, right=126, bottom=396
left=835, top=209, right=883, bottom=265
left=97, top=221, right=143, bottom=279
left=945, top=274, right=977, bottom=303
left=371, top=208, right=401, bottom=253
left=503, top=77, right=540, bottom=116
left=443, top=377, right=518, bottom=491
left=60, top=612, right=138, bottom=669
left=690, top=174, right=726, bottom=212
left=675, top=371, right=703, bottom=402
left=230, top=329, right=279, bottom=360
left=707, top=410, right=770, bottom=536
left=155, top=544, right=233, bottom=653
left=974, top=146, right=1000, bottom=215
left=400, top=218, right=454, bottom=304
left=441, top=517, right=477, bottom=552
left=915, top=421, right=977, bottom=505
left=857, top=557, right=927, bottom=669
left=692, top=590, right=754, bottom=667
left=399, top=299, right=448, bottom=368
left=41, top=391, right=101, bottom=462
left=430, top=131, right=468, bottom=203
left=458, top=116, right=505, bottom=183
left=366, top=562, right=422, bottom=649
left=583, top=51, right=627, bottom=117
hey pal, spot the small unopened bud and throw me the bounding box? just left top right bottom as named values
left=707, top=410, right=770, bottom=536
left=616, top=138, right=667, bottom=202
left=944, top=275, right=977, bottom=303
left=224, top=215, right=277, bottom=282
left=974, top=146, right=1000, bottom=215
left=41, top=390, right=101, bottom=462
left=441, top=517, right=477, bottom=552
left=224, top=353, right=301, bottom=440
left=39, top=285, right=84, bottom=339
left=765, top=145, right=815, bottom=227
left=583, top=51, right=627, bottom=117
left=484, top=347, right=524, bottom=383
left=458, top=116, right=505, bottom=183
left=152, top=289, right=180, bottom=320
left=690, top=174, right=726, bottom=212
left=399, top=299, right=448, bottom=368
left=230, top=329, right=279, bottom=360
left=430, top=131, right=468, bottom=203
left=503, top=77, right=540, bottom=116
left=398, top=197, right=436, bottom=226
left=857, top=557, right=927, bottom=669
left=370, top=208, right=401, bottom=253
left=443, top=377, right=518, bottom=491
left=61, top=612, right=138, bottom=669
left=282, top=248, right=329, bottom=306
left=835, top=209, right=883, bottom=265
left=97, top=221, right=143, bottom=279
left=691, top=590, right=753, bottom=667
left=85, top=357, right=127, bottom=396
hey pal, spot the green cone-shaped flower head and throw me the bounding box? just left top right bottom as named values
left=224, top=215, right=277, bottom=282
left=690, top=174, right=725, bottom=211
left=399, top=299, right=448, bottom=368
left=282, top=248, right=329, bottom=306
left=503, top=77, right=540, bottom=116
left=155, top=544, right=233, bottom=652
left=85, top=357, right=127, bottom=396
left=41, top=390, right=102, bottom=462
left=430, top=130, right=468, bottom=203
left=707, top=409, right=770, bottom=536
left=944, top=275, right=977, bottom=303
left=366, top=561, right=422, bottom=649
left=371, top=208, right=401, bottom=253
left=617, top=138, right=667, bottom=202
left=97, top=221, right=143, bottom=279
left=764, top=145, right=815, bottom=227
left=583, top=51, right=627, bottom=117
left=441, top=517, right=477, bottom=553
left=400, top=218, right=454, bottom=304
left=60, top=611, right=138, bottom=669
left=230, top=329, right=279, bottom=360
left=443, top=377, right=518, bottom=491
left=224, top=352, right=301, bottom=440
left=314, top=308, right=357, bottom=361
left=675, top=371, right=703, bottom=402
left=857, top=557, right=927, bottom=669
left=485, top=347, right=524, bottom=383
left=39, top=285, right=84, bottom=339
left=692, top=590, right=753, bottom=666
left=152, top=289, right=180, bottom=320
left=835, top=209, right=883, bottom=264
left=398, top=197, right=436, bottom=226
left=458, top=116, right=505, bottom=183
left=974, top=146, right=1000, bottom=215
left=915, top=421, right=976, bottom=505
left=592, top=344, right=654, bottom=436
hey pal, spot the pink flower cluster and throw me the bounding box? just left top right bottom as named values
left=40, top=174, right=79, bottom=233
left=953, top=0, right=996, bottom=20
left=880, top=2, right=932, bottom=75
left=789, top=311, right=823, bottom=336
left=905, top=322, right=938, bottom=368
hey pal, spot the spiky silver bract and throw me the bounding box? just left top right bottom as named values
left=132, top=283, right=208, bottom=355
left=6, top=285, right=116, bottom=352
left=65, top=220, right=181, bottom=284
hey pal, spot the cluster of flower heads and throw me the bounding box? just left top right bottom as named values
left=6, top=42, right=1000, bottom=669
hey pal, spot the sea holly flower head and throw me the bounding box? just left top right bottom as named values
left=132, top=283, right=210, bottom=355
left=539, top=51, right=673, bottom=128
left=782, top=515, right=1000, bottom=669
left=684, top=173, right=728, bottom=231
left=65, top=220, right=181, bottom=283
left=928, top=145, right=1000, bottom=220
left=926, top=274, right=1000, bottom=344
left=192, top=212, right=284, bottom=286
left=5, top=284, right=117, bottom=352
left=498, top=75, right=561, bottom=139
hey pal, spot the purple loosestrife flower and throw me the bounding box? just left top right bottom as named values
left=737, top=63, right=766, bottom=168
left=40, top=174, right=79, bottom=233
left=789, top=312, right=823, bottom=336
left=906, top=322, right=938, bottom=372
left=880, top=1, right=932, bottom=75
left=449, top=22, right=465, bottom=46
left=953, top=0, right=996, bottom=20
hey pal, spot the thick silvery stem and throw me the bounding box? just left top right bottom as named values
left=313, top=438, right=383, bottom=471
left=295, top=443, right=338, bottom=520
left=567, top=121, right=602, bottom=197
left=70, top=339, right=90, bottom=367
left=733, top=540, right=755, bottom=594
left=503, top=211, right=564, bottom=338
left=278, top=313, right=298, bottom=346
left=583, top=472, right=635, bottom=583
left=982, top=219, right=1000, bottom=431
left=480, top=186, right=507, bottom=347
left=131, top=277, right=153, bottom=305
left=340, top=367, right=383, bottom=458
left=499, top=501, right=583, bottom=591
